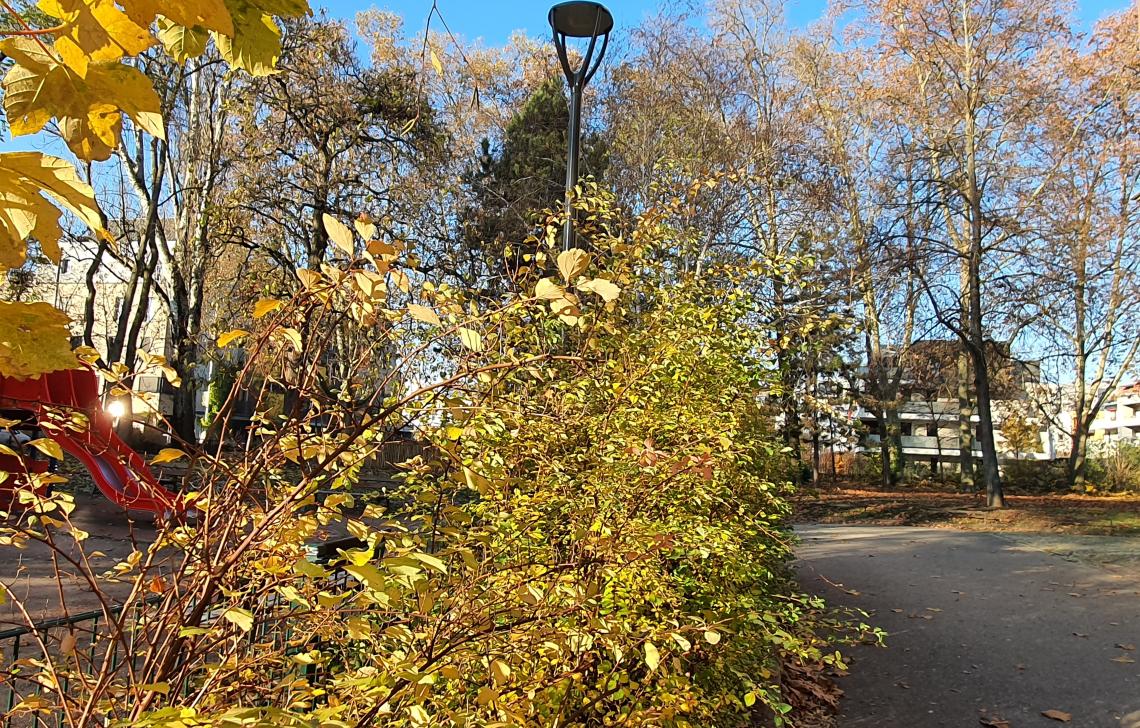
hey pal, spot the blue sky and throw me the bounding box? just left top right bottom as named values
left=319, top=0, right=1131, bottom=45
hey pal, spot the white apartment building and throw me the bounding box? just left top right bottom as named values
left=1086, top=382, right=1140, bottom=445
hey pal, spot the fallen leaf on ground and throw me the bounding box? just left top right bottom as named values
left=1116, top=643, right=1135, bottom=651
left=979, top=718, right=1012, bottom=728
left=1110, top=656, right=1136, bottom=664
left=1041, top=709, right=1072, bottom=722
left=1072, top=632, right=1088, bottom=638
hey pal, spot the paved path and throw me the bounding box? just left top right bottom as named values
left=796, top=525, right=1140, bottom=727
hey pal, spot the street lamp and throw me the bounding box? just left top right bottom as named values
left=549, top=1, right=613, bottom=250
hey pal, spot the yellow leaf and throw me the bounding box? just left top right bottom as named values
left=391, top=269, right=411, bottom=293
left=156, top=18, right=209, bottom=63
left=277, top=327, right=303, bottom=352
left=408, top=704, right=429, bottom=725
left=151, top=448, right=187, bottom=464
left=1, top=38, right=165, bottom=161
left=40, top=0, right=155, bottom=76
left=0, top=301, right=78, bottom=379
left=644, top=641, right=660, bottom=671
left=556, top=248, right=590, bottom=283
left=214, top=7, right=281, bottom=77
left=296, top=268, right=323, bottom=289
left=430, top=48, right=443, bottom=76
left=322, top=213, right=355, bottom=256
left=353, top=270, right=386, bottom=301
left=407, top=304, right=440, bottom=326
left=252, top=298, right=283, bottom=319
left=120, top=0, right=235, bottom=36
left=222, top=607, right=254, bottom=631
left=0, top=152, right=104, bottom=270
left=704, top=630, right=721, bottom=644
left=366, top=240, right=396, bottom=258
left=577, top=277, right=621, bottom=302
left=293, top=558, right=328, bottom=579
left=344, top=563, right=385, bottom=590
left=411, top=551, right=447, bottom=574
left=534, top=277, right=565, bottom=300
left=476, top=686, right=497, bottom=706
left=354, top=215, right=376, bottom=241
left=29, top=438, right=63, bottom=460
left=458, top=328, right=483, bottom=352
left=490, top=659, right=510, bottom=686
left=216, top=329, right=248, bottom=347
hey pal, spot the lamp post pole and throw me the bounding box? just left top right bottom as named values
left=549, top=2, right=612, bottom=250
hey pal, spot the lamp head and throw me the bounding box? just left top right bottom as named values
left=548, top=1, right=613, bottom=39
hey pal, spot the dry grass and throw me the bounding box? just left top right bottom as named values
left=794, top=486, right=1140, bottom=536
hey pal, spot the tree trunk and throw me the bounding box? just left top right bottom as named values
left=957, top=348, right=974, bottom=491
left=971, top=350, right=1004, bottom=507
left=885, top=407, right=903, bottom=486
left=1068, top=426, right=1088, bottom=489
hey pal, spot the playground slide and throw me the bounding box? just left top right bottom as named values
left=49, top=426, right=179, bottom=513
left=0, top=369, right=181, bottom=514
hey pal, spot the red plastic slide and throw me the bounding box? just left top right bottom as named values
left=0, top=369, right=180, bottom=514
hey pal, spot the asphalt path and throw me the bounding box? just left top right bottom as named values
left=796, top=525, right=1140, bottom=728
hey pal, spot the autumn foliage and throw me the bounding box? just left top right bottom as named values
left=0, top=186, right=868, bottom=725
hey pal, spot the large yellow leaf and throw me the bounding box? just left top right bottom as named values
left=214, top=3, right=282, bottom=77
left=156, top=18, right=209, bottom=63
left=1, top=38, right=165, bottom=161
left=120, top=0, right=235, bottom=36
left=211, top=0, right=308, bottom=76
left=0, top=152, right=104, bottom=271
left=322, top=213, right=354, bottom=256
left=557, top=248, right=590, bottom=283
left=248, top=0, right=309, bottom=15
left=0, top=301, right=78, bottom=379
left=39, top=0, right=155, bottom=76
left=577, top=277, right=621, bottom=303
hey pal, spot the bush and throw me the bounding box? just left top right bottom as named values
left=0, top=190, right=869, bottom=727
left=1001, top=459, right=1071, bottom=494
left=1088, top=441, right=1140, bottom=493
left=851, top=452, right=882, bottom=482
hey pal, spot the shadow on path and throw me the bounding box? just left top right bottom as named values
left=796, top=525, right=1140, bottom=727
